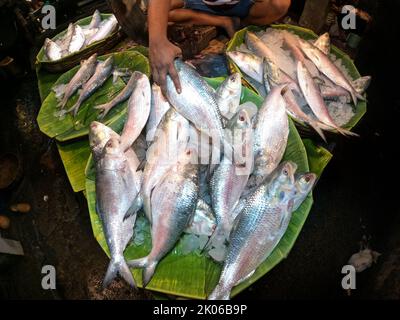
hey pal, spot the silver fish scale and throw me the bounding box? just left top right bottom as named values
left=149, top=165, right=199, bottom=261
left=166, top=60, right=225, bottom=140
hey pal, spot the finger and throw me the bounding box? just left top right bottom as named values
left=158, top=68, right=168, bottom=97
left=169, top=64, right=181, bottom=94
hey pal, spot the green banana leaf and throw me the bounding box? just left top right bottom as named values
left=84, top=77, right=331, bottom=299
left=37, top=50, right=150, bottom=142
left=226, top=24, right=367, bottom=130
left=36, top=14, right=119, bottom=65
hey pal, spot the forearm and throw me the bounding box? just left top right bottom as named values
left=148, top=0, right=171, bottom=43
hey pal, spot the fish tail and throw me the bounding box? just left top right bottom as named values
left=208, top=282, right=231, bottom=300
left=68, top=100, right=81, bottom=117
left=336, top=127, right=359, bottom=137
left=103, top=258, right=136, bottom=289
left=309, top=121, right=327, bottom=143
left=127, top=257, right=157, bottom=288
left=94, top=103, right=111, bottom=119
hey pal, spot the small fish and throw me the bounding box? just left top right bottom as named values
left=128, top=146, right=199, bottom=287
left=297, top=38, right=366, bottom=105
left=146, top=84, right=171, bottom=143
left=226, top=51, right=263, bottom=84
left=68, top=25, right=86, bottom=54
left=95, top=137, right=138, bottom=288
left=94, top=71, right=141, bottom=119
left=44, top=38, right=62, bottom=61
left=252, top=84, right=289, bottom=182
left=55, top=53, right=98, bottom=110
left=208, top=162, right=298, bottom=300
left=68, top=56, right=114, bottom=116
left=88, top=9, right=102, bottom=29
left=119, top=72, right=151, bottom=151
left=263, top=58, right=327, bottom=142
left=87, top=15, right=118, bottom=45
left=216, top=73, right=242, bottom=120
left=296, top=60, right=357, bottom=136
left=58, top=23, right=75, bottom=54
left=245, top=32, right=277, bottom=66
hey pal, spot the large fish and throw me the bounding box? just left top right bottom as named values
left=139, top=109, right=190, bottom=223
left=68, top=56, right=113, bottom=116
left=216, top=73, right=242, bottom=120
left=226, top=51, right=263, bottom=84
left=297, top=37, right=365, bottom=105
left=95, top=137, right=138, bottom=288
left=296, top=61, right=357, bottom=136
left=128, top=146, right=199, bottom=287
left=119, top=72, right=151, bottom=151
left=252, top=84, right=289, bottom=182
left=207, top=109, right=253, bottom=248
left=165, top=59, right=232, bottom=159
left=94, top=71, right=141, bottom=119
left=55, top=53, right=98, bottom=110
left=87, top=15, right=118, bottom=45
left=208, top=161, right=298, bottom=300
left=146, top=84, right=171, bottom=143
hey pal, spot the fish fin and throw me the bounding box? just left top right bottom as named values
left=142, top=260, right=158, bottom=288
left=335, top=126, right=360, bottom=137
left=68, top=101, right=81, bottom=117
left=352, top=76, right=371, bottom=95
left=313, top=32, right=331, bottom=55
left=127, top=257, right=148, bottom=269
left=103, top=258, right=136, bottom=289
left=136, top=159, right=146, bottom=172
left=309, top=121, right=327, bottom=143
left=94, top=103, right=111, bottom=119
left=201, top=224, right=227, bottom=253
left=53, top=108, right=68, bottom=119
left=123, top=192, right=143, bottom=221
left=237, top=270, right=255, bottom=285
left=208, top=282, right=231, bottom=300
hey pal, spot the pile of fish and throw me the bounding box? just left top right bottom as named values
left=227, top=29, right=371, bottom=141
left=44, top=10, right=119, bottom=61
left=53, top=52, right=135, bottom=117
left=89, top=58, right=317, bottom=300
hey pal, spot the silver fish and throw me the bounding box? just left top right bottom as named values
left=245, top=32, right=278, bottom=66
left=208, top=109, right=253, bottom=248
left=55, top=53, right=98, bottom=110
left=44, top=38, right=62, bottom=61
left=140, top=108, right=190, bottom=223
left=119, top=72, right=151, bottom=151
left=57, top=23, right=75, bottom=54
left=263, top=58, right=327, bottom=142
left=87, top=15, right=118, bottom=45
left=296, top=60, right=357, bottom=136
left=95, top=137, right=138, bottom=288
left=68, top=25, right=86, bottom=54
left=297, top=38, right=365, bottom=105
left=209, top=161, right=298, bottom=300
left=226, top=51, right=263, bottom=84
left=88, top=9, right=102, bottom=29
left=68, top=56, right=113, bottom=116
left=216, top=73, right=242, bottom=120
left=128, top=146, right=199, bottom=287
left=94, top=71, right=141, bottom=119
left=146, top=84, right=171, bottom=143
left=253, top=84, right=289, bottom=182
left=165, top=59, right=232, bottom=159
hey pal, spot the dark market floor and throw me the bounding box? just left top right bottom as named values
left=0, top=1, right=399, bottom=300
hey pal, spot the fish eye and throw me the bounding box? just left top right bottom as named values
left=239, top=115, right=245, bottom=122
left=305, top=175, right=311, bottom=183
left=279, top=191, right=285, bottom=200
left=283, top=169, right=288, bottom=176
